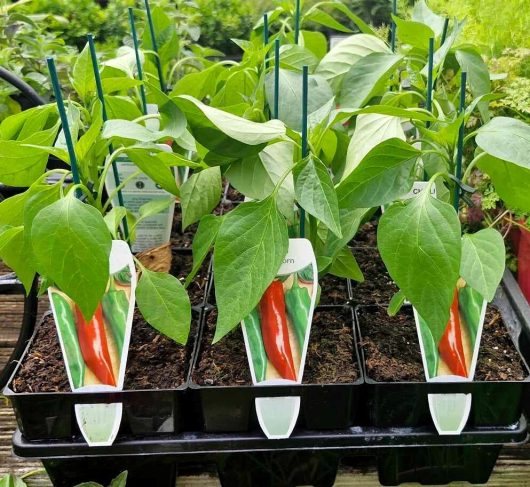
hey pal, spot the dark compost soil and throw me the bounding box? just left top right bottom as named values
left=358, top=305, right=527, bottom=383
left=170, top=250, right=210, bottom=306
left=12, top=312, right=196, bottom=393
left=192, top=307, right=359, bottom=387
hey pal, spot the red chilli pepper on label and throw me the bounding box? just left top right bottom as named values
left=74, top=303, right=116, bottom=386
left=259, top=280, right=297, bottom=381
left=438, top=290, right=467, bottom=378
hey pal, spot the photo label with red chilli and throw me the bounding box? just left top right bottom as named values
left=48, top=240, right=137, bottom=446
left=241, top=238, right=318, bottom=439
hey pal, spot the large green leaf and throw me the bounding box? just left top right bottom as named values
left=339, top=53, right=403, bottom=108
left=264, top=69, right=333, bottom=131
left=393, top=15, right=435, bottom=49
left=294, top=155, right=342, bottom=237
left=137, top=269, right=191, bottom=344
left=71, top=43, right=95, bottom=103
left=460, top=228, right=505, bottom=302
left=378, top=188, right=461, bottom=344
left=185, top=214, right=223, bottom=287
left=213, top=196, right=288, bottom=342
left=174, top=95, right=285, bottom=159
left=226, top=141, right=295, bottom=220
left=125, top=148, right=179, bottom=195
left=31, top=195, right=112, bottom=319
left=325, top=207, right=370, bottom=258
left=329, top=247, right=363, bottom=282
left=0, top=225, right=34, bottom=292
left=478, top=154, right=530, bottom=213
left=412, top=0, right=446, bottom=37
left=279, top=44, right=319, bottom=72
left=180, top=167, right=222, bottom=230
left=343, top=113, right=406, bottom=179
left=476, top=117, right=530, bottom=168
left=315, top=34, right=389, bottom=92
left=337, top=138, right=420, bottom=208
left=455, top=47, right=491, bottom=122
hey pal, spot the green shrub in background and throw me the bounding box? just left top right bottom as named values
left=399, top=0, right=530, bottom=56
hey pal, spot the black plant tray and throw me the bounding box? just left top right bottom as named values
left=3, top=308, right=202, bottom=440
left=12, top=416, right=528, bottom=487
left=356, top=277, right=530, bottom=429
left=189, top=305, right=363, bottom=432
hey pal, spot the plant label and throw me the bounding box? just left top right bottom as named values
left=48, top=240, right=137, bottom=446
left=381, top=181, right=437, bottom=213
left=241, top=238, right=318, bottom=439
left=105, top=143, right=177, bottom=253
left=414, top=283, right=486, bottom=435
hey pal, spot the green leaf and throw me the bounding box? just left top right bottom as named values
left=393, top=15, right=435, bottom=49
left=0, top=474, right=27, bottom=487
left=279, top=44, right=319, bottom=72
left=298, top=30, right=328, bottom=59
left=343, top=113, right=406, bottom=179
left=460, top=228, right=505, bottom=302
left=412, top=0, right=446, bottom=37
left=180, top=167, right=222, bottom=230
left=125, top=148, right=179, bottom=196
left=102, top=77, right=142, bottom=93
left=293, top=155, right=342, bottom=237
left=31, top=195, right=112, bottom=319
left=378, top=187, right=461, bottom=344
left=325, top=207, right=370, bottom=258
left=213, top=197, right=289, bottom=342
left=476, top=117, right=530, bottom=168
left=329, top=247, right=363, bottom=282
left=226, top=142, right=295, bottom=221
left=339, top=53, right=403, bottom=108
left=307, top=1, right=376, bottom=35
left=455, top=47, right=491, bottom=122
left=304, top=7, right=352, bottom=33
left=478, top=154, right=530, bottom=213
left=337, top=138, right=420, bottom=208
left=211, top=69, right=259, bottom=108
left=71, top=43, right=95, bottom=103
left=103, top=46, right=140, bottom=78
left=174, top=95, right=285, bottom=159
left=315, top=34, right=389, bottom=92
left=105, top=95, right=143, bottom=121
left=137, top=269, right=191, bottom=344
left=388, top=290, right=406, bottom=316
left=0, top=225, right=34, bottom=291
left=109, top=471, right=128, bottom=487
left=136, top=197, right=175, bottom=224
left=104, top=207, right=128, bottom=239
left=265, top=69, right=333, bottom=131
left=185, top=214, right=223, bottom=287
left=102, top=120, right=158, bottom=142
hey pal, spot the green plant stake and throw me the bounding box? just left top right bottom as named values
left=46, top=57, right=81, bottom=193
left=128, top=7, right=148, bottom=115
left=87, top=34, right=129, bottom=241
left=294, top=0, right=301, bottom=45
left=300, top=64, right=308, bottom=238
left=441, top=17, right=449, bottom=44
left=426, top=37, right=434, bottom=128
left=274, top=38, right=280, bottom=120
left=263, top=13, right=269, bottom=45
left=453, top=71, right=467, bottom=210
left=144, top=0, right=166, bottom=93
left=390, top=0, right=397, bottom=52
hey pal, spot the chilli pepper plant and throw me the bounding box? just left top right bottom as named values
left=0, top=0, right=528, bottom=372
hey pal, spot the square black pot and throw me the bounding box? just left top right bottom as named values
left=356, top=279, right=530, bottom=429
left=189, top=305, right=363, bottom=432
left=3, top=308, right=202, bottom=440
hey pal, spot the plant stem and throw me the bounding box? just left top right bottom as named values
left=462, top=152, right=487, bottom=184
left=96, top=147, right=127, bottom=206
left=488, top=209, right=510, bottom=229
left=132, top=113, right=161, bottom=124
left=102, top=169, right=143, bottom=213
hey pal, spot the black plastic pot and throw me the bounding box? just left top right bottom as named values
left=189, top=305, right=363, bottom=433
left=3, top=308, right=203, bottom=440
left=356, top=278, right=530, bottom=430
left=12, top=416, right=527, bottom=487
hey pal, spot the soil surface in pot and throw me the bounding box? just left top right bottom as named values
left=12, top=312, right=196, bottom=393
left=358, top=306, right=527, bottom=382
left=350, top=220, right=378, bottom=247
left=192, top=307, right=358, bottom=386
left=352, top=246, right=397, bottom=305
left=171, top=250, right=209, bottom=307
